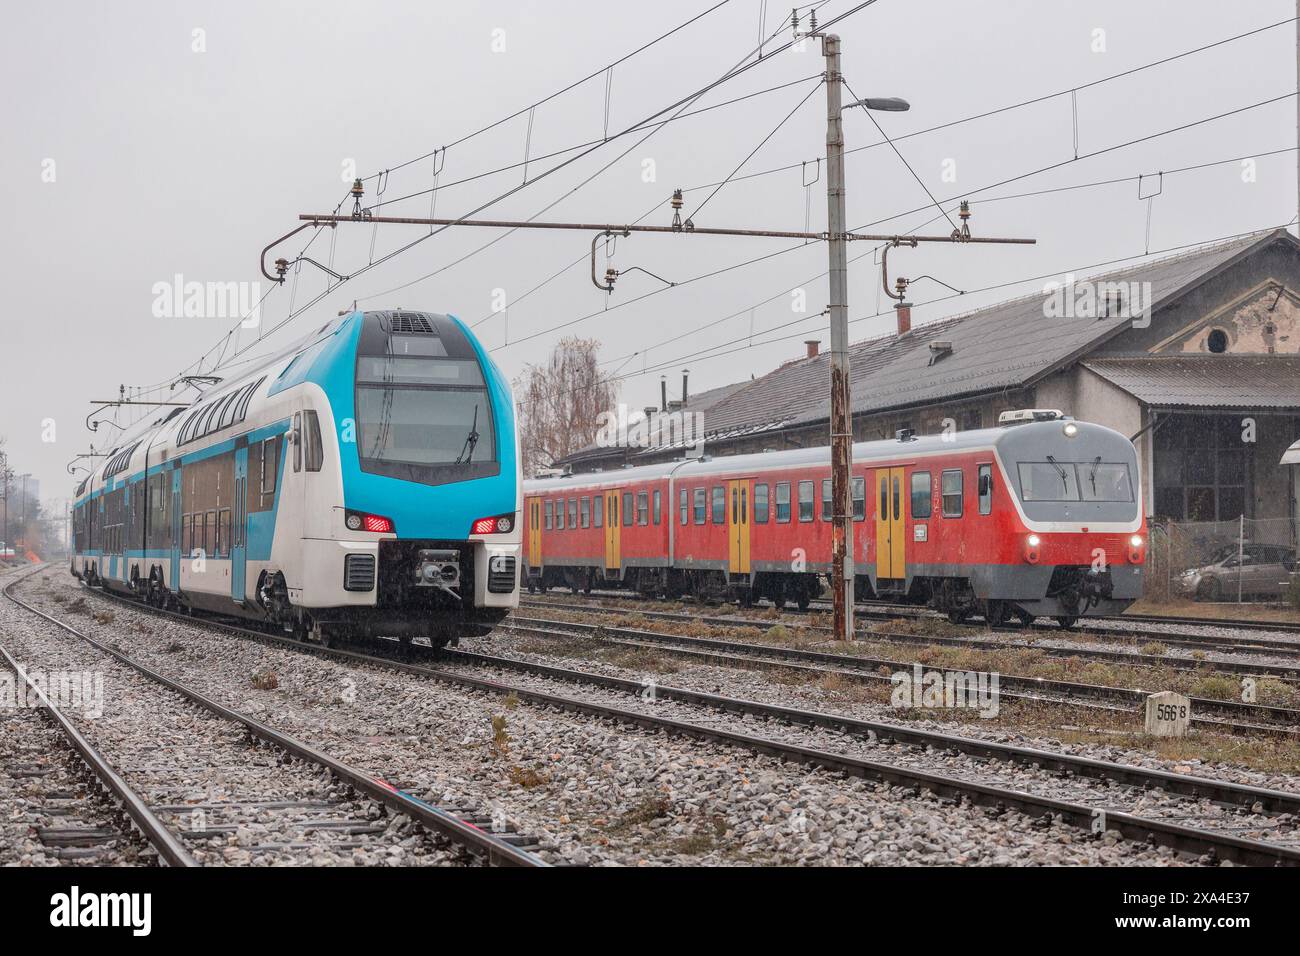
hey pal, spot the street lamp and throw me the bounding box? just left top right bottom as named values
left=848, top=97, right=911, bottom=113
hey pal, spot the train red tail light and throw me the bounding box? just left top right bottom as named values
left=472, top=514, right=515, bottom=535
left=345, top=510, right=395, bottom=534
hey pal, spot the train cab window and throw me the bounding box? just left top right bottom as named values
left=622, top=492, right=634, bottom=527
left=652, top=490, right=661, bottom=525
left=978, top=464, right=993, bottom=515
left=709, top=487, right=724, bottom=524
left=568, top=498, right=578, bottom=529
left=580, top=497, right=590, bottom=529
left=797, top=481, right=814, bottom=522
left=910, top=471, right=932, bottom=519
left=636, top=492, right=649, bottom=526
left=303, top=410, right=324, bottom=472
left=556, top=500, right=565, bottom=530
left=821, top=479, right=832, bottom=521
left=753, top=483, right=769, bottom=523
left=941, top=469, right=963, bottom=517
left=775, top=482, right=791, bottom=523
left=852, top=477, right=865, bottom=521
left=593, top=495, right=603, bottom=528
left=693, top=489, right=706, bottom=525
left=544, top=500, right=553, bottom=530
left=680, top=489, right=689, bottom=526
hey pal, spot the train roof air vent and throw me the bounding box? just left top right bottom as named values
left=389, top=312, right=436, bottom=334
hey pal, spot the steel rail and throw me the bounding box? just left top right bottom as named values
left=55, top=572, right=1300, bottom=865
left=4, top=573, right=546, bottom=868
left=0, top=635, right=199, bottom=867
left=518, top=599, right=1300, bottom=681
left=506, top=615, right=1300, bottom=735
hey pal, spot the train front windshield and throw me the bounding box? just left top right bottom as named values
left=356, top=339, right=496, bottom=470
left=1016, top=459, right=1134, bottom=502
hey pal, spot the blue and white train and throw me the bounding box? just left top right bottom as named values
left=71, top=310, right=521, bottom=645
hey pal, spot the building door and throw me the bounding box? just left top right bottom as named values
left=875, top=467, right=906, bottom=581
left=727, top=479, right=751, bottom=575
left=526, top=497, right=542, bottom=569
left=232, top=447, right=248, bottom=604
left=604, top=490, right=621, bottom=572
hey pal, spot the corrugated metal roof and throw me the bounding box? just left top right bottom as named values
left=1082, top=355, right=1300, bottom=408
left=692, top=229, right=1291, bottom=437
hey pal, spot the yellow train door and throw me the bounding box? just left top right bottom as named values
left=726, top=479, right=751, bottom=574
left=875, top=467, right=906, bottom=581
left=527, top=497, right=542, bottom=568
left=604, top=490, right=621, bottom=572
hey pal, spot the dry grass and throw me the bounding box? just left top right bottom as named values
left=250, top=669, right=279, bottom=690
left=506, top=764, right=548, bottom=789
left=1127, top=597, right=1300, bottom=626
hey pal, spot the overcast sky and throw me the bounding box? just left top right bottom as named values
left=2, top=0, right=1296, bottom=505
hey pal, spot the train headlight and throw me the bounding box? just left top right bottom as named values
left=1130, top=535, right=1143, bottom=549
left=1026, top=534, right=1041, bottom=547
left=1127, top=533, right=1145, bottom=564
left=1062, top=422, right=1079, bottom=438
left=345, top=510, right=394, bottom=534
left=472, top=514, right=515, bottom=535
left=1023, top=534, right=1041, bottom=564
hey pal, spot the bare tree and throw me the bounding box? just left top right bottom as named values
left=513, top=337, right=619, bottom=477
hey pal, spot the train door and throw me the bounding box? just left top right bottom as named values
left=726, top=479, right=751, bottom=575
left=874, top=466, right=906, bottom=582
left=232, top=446, right=248, bottom=604
left=526, top=497, right=543, bottom=570
left=170, top=465, right=182, bottom=589
left=604, top=490, right=621, bottom=573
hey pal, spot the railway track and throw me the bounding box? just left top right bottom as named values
left=564, top=587, right=1300, bottom=647
left=519, top=598, right=1300, bottom=681
left=504, top=614, right=1300, bottom=736
left=2, top=568, right=545, bottom=867
left=46, top=570, right=1300, bottom=866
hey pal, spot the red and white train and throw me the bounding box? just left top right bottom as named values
left=522, top=411, right=1145, bottom=626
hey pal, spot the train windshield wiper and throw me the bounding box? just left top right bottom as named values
left=454, top=405, right=479, bottom=465
left=1087, top=455, right=1102, bottom=496
left=1045, top=454, right=1070, bottom=494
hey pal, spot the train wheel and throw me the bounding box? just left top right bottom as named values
left=1014, top=609, right=1037, bottom=627
left=985, top=601, right=1011, bottom=627
left=796, top=592, right=811, bottom=611
left=947, top=609, right=970, bottom=625
left=1055, top=616, right=1078, bottom=630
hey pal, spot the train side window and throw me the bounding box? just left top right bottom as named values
left=852, top=477, right=865, bottom=521
left=304, top=410, right=324, bottom=472
left=797, top=480, right=814, bottom=522
left=821, top=479, right=832, bottom=521
left=652, top=490, right=661, bottom=525
left=544, top=500, right=553, bottom=530
left=693, top=488, right=706, bottom=525
left=680, top=489, right=688, bottom=526
left=205, top=510, right=217, bottom=557
left=879, top=475, right=887, bottom=519
left=754, top=483, right=769, bottom=523
left=610, top=494, right=619, bottom=527
left=941, top=469, right=964, bottom=517
left=580, top=497, right=590, bottom=528
left=978, top=464, right=993, bottom=515
left=710, top=486, right=724, bottom=524
left=292, top=413, right=303, bottom=472
left=260, top=438, right=278, bottom=496
left=556, top=500, right=565, bottom=530
left=637, top=492, right=648, bottom=526
left=593, top=495, right=603, bottom=528
left=568, top=498, right=578, bottom=529
left=775, top=482, right=791, bottom=523
left=218, top=508, right=231, bottom=556
left=622, top=492, right=634, bottom=527
left=911, top=471, right=932, bottom=519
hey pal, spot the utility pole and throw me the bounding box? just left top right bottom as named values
left=823, top=32, right=854, bottom=642
left=1295, top=0, right=1299, bottom=236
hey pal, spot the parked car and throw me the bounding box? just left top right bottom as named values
left=1177, top=544, right=1297, bottom=601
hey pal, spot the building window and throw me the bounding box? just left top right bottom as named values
left=961, top=409, right=982, bottom=432
left=1153, top=413, right=1249, bottom=521
left=797, top=480, right=814, bottom=522
left=941, top=469, right=963, bottom=517
left=1207, top=328, right=1229, bottom=353
left=911, top=471, right=932, bottom=518
left=754, top=483, right=769, bottom=523
left=978, top=464, right=993, bottom=515
left=775, top=482, right=791, bottom=523
left=711, top=486, right=725, bottom=524
left=693, top=488, right=706, bottom=525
